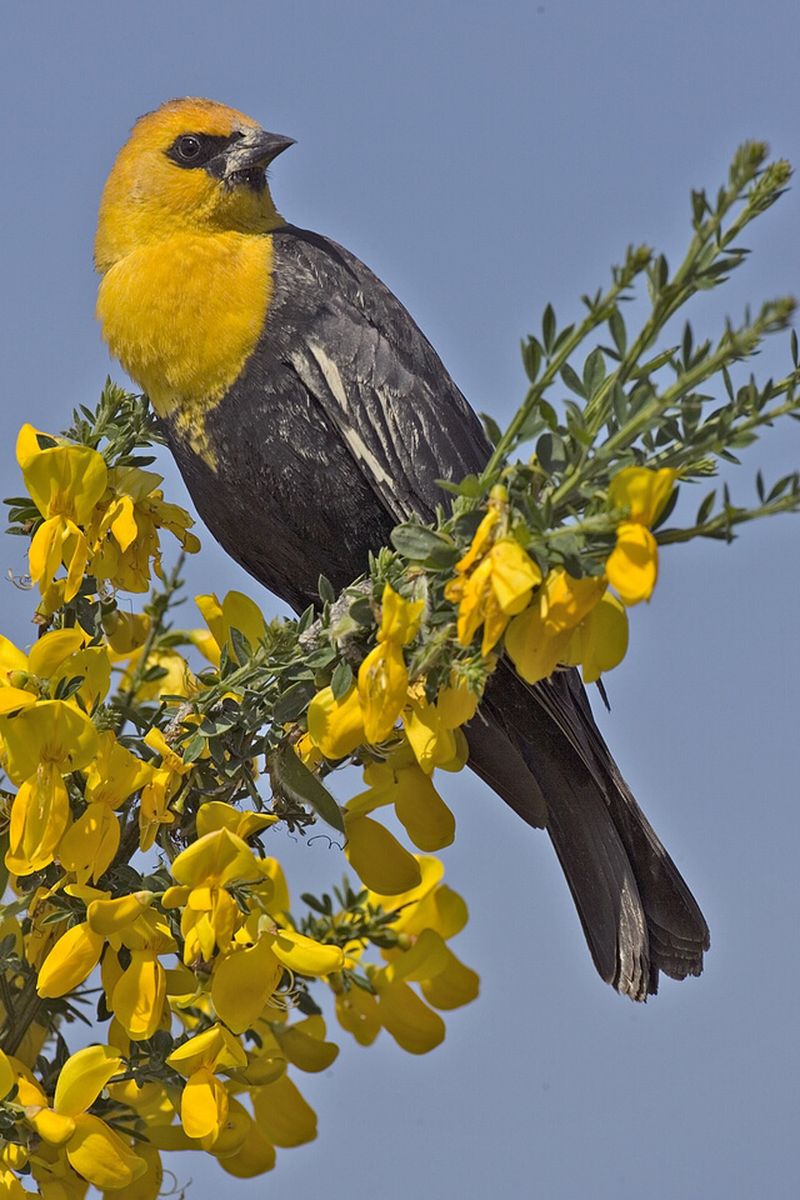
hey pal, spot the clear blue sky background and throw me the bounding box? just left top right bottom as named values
left=1, top=2, right=798, bottom=1198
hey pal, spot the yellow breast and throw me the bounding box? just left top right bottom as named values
left=96, top=231, right=273, bottom=465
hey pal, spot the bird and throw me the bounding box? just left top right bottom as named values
left=95, top=97, right=709, bottom=1001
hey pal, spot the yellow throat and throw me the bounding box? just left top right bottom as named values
left=94, top=97, right=285, bottom=466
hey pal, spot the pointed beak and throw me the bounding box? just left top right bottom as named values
left=224, top=128, right=296, bottom=180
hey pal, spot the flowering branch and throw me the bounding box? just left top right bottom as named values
left=0, top=142, right=797, bottom=1197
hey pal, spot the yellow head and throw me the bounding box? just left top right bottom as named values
left=94, top=97, right=294, bottom=272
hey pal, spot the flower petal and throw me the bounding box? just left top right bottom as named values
left=54, top=1044, right=122, bottom=1116
left=606, top=522, right=658, bottom=604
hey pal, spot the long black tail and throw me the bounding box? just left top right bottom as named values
left=466, top=662, right=709, bottom=1001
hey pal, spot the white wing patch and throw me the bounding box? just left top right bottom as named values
left=300, top=343, right=397, bottom=494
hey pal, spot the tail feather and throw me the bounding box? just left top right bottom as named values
left=467, top=662, right=709, bottom=1000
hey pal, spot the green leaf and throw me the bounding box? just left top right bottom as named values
left=583, top=347, right=606, bottom=397
left=270, top=744, right=345, bottom=835
left=560, top=363, right=587, bottom=398
left=182, top=734, right=206, bottom=764
left=696, top=489, right=717, bottom=525
left=535, top=432, right=568, bottom=474
left=331, top=660, right=354, bottom=700
left=434, top=473, right=483, bottom=498
left=480, top=412, right=503, bottom=447
left=542, top=304, right=556, bottom=354
left=390, top=524, right=459, bottom=568
left=229, top=626, right=253, bottom=666
left=609, top=308, right=627, bottom=356
left=318, top=575, right=335, bottom=604
left=522, top=337, right=543, bottom=383
left=273, top=679, right=318, bottom=723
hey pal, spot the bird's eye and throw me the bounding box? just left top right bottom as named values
left=176, top=135, right=203, bottom=162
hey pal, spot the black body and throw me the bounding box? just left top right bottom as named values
left=166, top=224, right=709, bottom=999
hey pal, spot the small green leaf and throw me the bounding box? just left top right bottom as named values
left=535, top=432, right=568, bottom=474
left=270, top=744, right=345, bottom=834
left=331, top=660, right=354, bottom=700
left=560, top=364, right=587, bottom=398
left=435, top=473, right=483, bottom=498
left=318, top=575, right=335, bottom=604
left=480, top=412, right=503, bottom=447
left=273, top=679, right=317, bottom=723
left=582, top=347, right=606, bottom=397
left=391, top=524, right=459, bottom=568
left=609, top=308, right=627, bottom=356
left=542, top=304, right=556, bottom=354
left=696, top=489, right=717, bottom=525
left=522, top=337, right=543, bottom=383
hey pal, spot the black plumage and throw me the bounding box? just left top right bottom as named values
left=165, top=222, right=709, bottom=1000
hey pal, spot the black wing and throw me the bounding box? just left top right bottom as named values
left=270, top=225, right=492, bottom=521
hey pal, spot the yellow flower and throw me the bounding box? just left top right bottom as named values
left=273, top=1015, right=339, bottom=1074
left=357, top=585, right=424, bottom=743
left=505, top=569, right=605, bottom=684
left=370, top=973, right=445, bottom=1054
left=59, top=732, right=154, bottom=883
left=307, top=684, right=365, bottom=759
left=195, top=589, right=267, bottom=665
left=137, top=726, right=193, bottom=852
left=1, top=700, right=98, bottom=875
left=344, top=812, right=422, bottom=895
left=166, top=1024, right=247, bottom=1143
left=23, top=1044, right=146, bottom=1192
left=608, top=465, right=677, bottom=525
left=606, top=521, right=659, bottom=604
left=402, top=691, right=469, bottom=774
left=358, top=640, right=408, bottom=743
left=561, top=591, right=629, bottom=683
left=347, top=745, right=455, bottom=852
left=250, top=1074, right=317, bottom=1148
left=90, top=466, right=199, bottom=593
left=606, top=466, right=677, bottom=604
left=211, top=934, right=283, bottom=1034
left=446, top=537, right=542, bottom=654
left=95, top=906, right=175, bottom=1042
left=18, top=426, right=108, bottom=603
left=166, top=829, right=265, bottom=963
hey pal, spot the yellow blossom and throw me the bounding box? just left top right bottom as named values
left=608, top=465, right=677, bottom=525
left=19, top=428, right=108, bottom=604
left=403, top=691, right=469, bottom=774
left=371, top=974, right=445, bottom=1054
left=561, top=590, right=629, bottom=683
left=167, top=1024, right=247, bottom=1143
left=251, top=1074, right=317, bottom=1148
left=358, top=640, right=408, bottom=743
left=195, top=589, right=266, bottom=665
left=88, top=465, right=199, bottom=592
left=505, top=569, right=605, bottom=684
left=307, top=684, right=365, bottom=759
left=347, top=746, right=455, bottom=851
left=1, top=700, right=98, bottom=875
left=344, top=812, right=421, bottom=894
left=23, top=1044, right=145, bottom=1192
left=59, top=732, right=154, bottom=883
left=211, top=935, right=283, bottom=1034
left=274, top=1015, right=339, bottom=1073
left=357, top=584, right=425, bottom=743
left=167, top=829, right=265, bottom=963
left=446, top=537, right=542, bottom=654
left=606, top=466, right=677, bottom=605
left=606, top=521, right=659, bottom=604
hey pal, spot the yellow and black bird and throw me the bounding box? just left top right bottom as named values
left=95, top=98, right=709, bottom=1000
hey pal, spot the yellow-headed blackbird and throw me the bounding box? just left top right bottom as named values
left=95, top=98, right=709, bottom=1000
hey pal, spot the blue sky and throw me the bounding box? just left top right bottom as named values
left=1, top=2, right=798, bottom=1197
